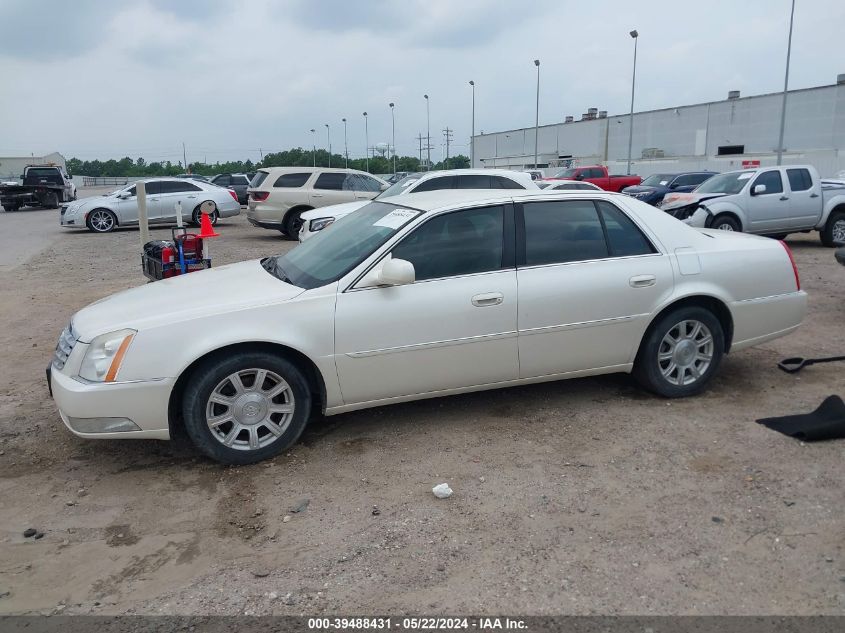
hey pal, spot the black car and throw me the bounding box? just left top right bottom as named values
left=210, top=173, right=251, bottom=205
left=622, top=171, right=717, bottom=206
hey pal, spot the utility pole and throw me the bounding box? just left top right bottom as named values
left=533, top=59, right=540, bottom=169
left=325, top=124, right=331, bottom=168
left=342, top=118, right=348, bottom=168
left=310, top=129, right=316, bottom=167
left=363, top=112, right=369, bottom=172
left=182, top=142, right=187, bottom=172
left=259, top=147, right=263, bottom=162
left=389, top=103, right=396, bottom=174
left=443, top=127, right=453, bottom=170
left=469, top=80, right=475, bottom=167
left=424, top=94, right=431, bottom=170
left=416, top=133, right=424, bottom=164
left=776, top=0, right=796, bottom=165
left=626, top=30, right=639, bottom=175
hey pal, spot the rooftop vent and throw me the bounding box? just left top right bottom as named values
left=728, top=90, right=740, bottom=100
left=838, top=73, right=845, bottom=85
left=598, top=110, right=607, bottom=119
left=564, top=115, right=574, bottom=123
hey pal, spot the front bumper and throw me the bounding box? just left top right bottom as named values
left=50, top=365, right=173, bottom=440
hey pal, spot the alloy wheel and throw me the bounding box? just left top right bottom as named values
left=716, top=223, right=734, bottom=231
left=89, top=210, right=114, bottom=232
left=204, top=368, right=295, bottom=451
left=833, top=218, right=845, bottom=244
left=658, top=320, right=714, bottom=386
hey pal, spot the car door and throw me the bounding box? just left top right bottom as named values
left=157, top=180, right=203, bottom=222
left=334, top=204, right=519, bottom=404
left=115, top=181, right=162, bottom=224
left=785, top=167, right=821, bottom=229
left=745, top=170, right=791, bottom=232
left=516, top=198, right=674, bottom=378
left=310, top=172, right=357, bottom=207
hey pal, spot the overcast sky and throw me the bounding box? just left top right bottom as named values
left=0, top=0, right=841, bottom=164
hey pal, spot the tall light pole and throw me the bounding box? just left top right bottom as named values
left=342, top=118, right=348, bottom=168
left=363, top=112, right=369, bottom=173
left=776, top=0, right=796, bottom=166
left=325, top=124, right=331, bottom=168
left=533, top=60, right=540, bottom=169
left=310, top=128, right=316, bottom=167
left=626, top=29, right=639, bottom=176
left=469, top=80, right=475, bottom=167
left=389, top=102, right=396, bottom=174
left=424, top=94, right=430, bottom=170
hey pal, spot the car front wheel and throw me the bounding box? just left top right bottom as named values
left=181, top=351, right=312, bottom=465
left=711, top=214, right=740, bottom=232
left=86, top=209, right=117, bottom=232
left=634, top=306, right=725, bottom=398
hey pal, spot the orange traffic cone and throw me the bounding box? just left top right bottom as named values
left=198, top=211, right=220, bottom=238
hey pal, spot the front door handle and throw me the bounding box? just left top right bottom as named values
left=187, top=195, right=197, bottom=199
left=629, top=274, right=656, bottom=288
left=779, top=196, right=789, bottom=201
left=471, top=292, right=504, bottom=307
left=810, top=193, right=819, bottom=198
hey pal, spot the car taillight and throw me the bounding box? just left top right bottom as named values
left=161, top=246, right=174, bottom=265
left=250, top=191, right=269, bottom=202
left=779, top=240, right=800, bottom=291
left=228, top=189, right=238, bottom=203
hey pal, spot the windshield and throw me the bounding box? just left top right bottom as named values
left=695, top=171, right=754, bottom=195
left=552, top=168, right=578, bottom=178
left=640, top=174, right=674, bottom=187
left=377, top=173, right=422, bottom=198
left=266, top=201, right=422, bottom=289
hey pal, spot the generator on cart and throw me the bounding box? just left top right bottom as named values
left=141, top=200, right=219, bottom=281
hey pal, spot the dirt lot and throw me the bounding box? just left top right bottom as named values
left=0, top=191, right=843, bottom=616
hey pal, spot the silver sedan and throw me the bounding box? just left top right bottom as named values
left=60, top=178, right=241, bottom=233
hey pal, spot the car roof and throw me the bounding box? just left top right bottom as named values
left=390, top=188, right=621, bottom=213
left=258, top=166, right=368, bottom=174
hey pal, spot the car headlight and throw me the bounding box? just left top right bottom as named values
left=79, top=329, right=136, bottom=382
left=309, top=217, right=335, bottom=232
left=670, top=204, right=699, bottom=221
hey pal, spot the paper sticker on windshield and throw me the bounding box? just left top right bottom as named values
left=737, top=172, right=754, bottom=180
left=659, top=180, right=669, bottom=185
left=374, top=209, right=420, bottom=229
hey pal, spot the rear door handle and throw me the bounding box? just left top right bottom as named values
left=312, top=193, right=324, bottom=198
left=471, top=292, right=504, bottom=307
left=629, top=275, right=656, bottom=288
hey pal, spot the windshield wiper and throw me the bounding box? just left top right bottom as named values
left=261, top=256, right=294, bottom=284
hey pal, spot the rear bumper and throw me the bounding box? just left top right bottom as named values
left=50, top=365, right=172, bottom=440
left=730, top=290, right=808, bottom=352
left=248, top=217, right=283, bottom=230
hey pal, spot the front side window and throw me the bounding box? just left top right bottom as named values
left=588, top=168, right=605, bottom=178
left=213, top=175, right=231, bottom=186
left=378, top=174, right=422, bottom=198
left=456, top=174, right=491, bottom=189
left=412, top=175, right=458, bottom=193
left=786, top=168, right=812, bottom=192
left=523, top=200, right=608, bottom=266
left=752, top=170, right=783, bottom=195
left=391, top=206, right=505, bottom=281
left=314, top=172, right=347, bottom=190
left=491, top=176, right=525, bottom=189
left=274, top=172, right=311, bottom=188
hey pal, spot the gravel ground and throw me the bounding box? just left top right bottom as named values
left=0, top=191, right=843, bottom=615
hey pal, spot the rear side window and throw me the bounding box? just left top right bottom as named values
left=522, top=200, right=608, bottom=266
left=412, top=175, right=458, bottom=192
left=491, top=176, right=525, bottom=189
left=391, top=205, right=505, bottom=281
left=160, top=181, right=201, bottom=193
left=353, top=174, right=383, bottom=192
left=752, top=170, right=783, bottom=194
left=231, top=175, right=249, bottom=186
left=213, top=175, right=231, bottom=186
left=456, top=174, right=491, bottom=189
left=251, top=171, right=269, bottom=188
left=596, top=201, right=655, bottom=257
left=314, top=172, right=347, bottom=190
left=786, top=168, right=812, bottom=192
left=139, top=181, right=161, bottom=195
left=274, top=173, right=310, bottom=188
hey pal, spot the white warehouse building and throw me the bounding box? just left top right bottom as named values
left=472, top=76, right=845, bottom=178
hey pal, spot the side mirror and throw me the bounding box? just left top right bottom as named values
left=752, top=184, right=767, bottom=195
left=377, top=258, right=415, bottom=286
left=379, top=183, right=389, bottom=191
left=575, top=173, right=585, bottom=180
left=118, top=191, right=131, bottom=199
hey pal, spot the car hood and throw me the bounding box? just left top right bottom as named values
left=660, top=192, right=728, bottom=211
left=300, top=200, right=369, bottom=221
left=72, top=260, right=304, bottom=341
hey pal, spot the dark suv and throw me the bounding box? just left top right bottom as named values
left=211, top=173, right=251, bottom=205
left=622, top=171, right=717, bottom=206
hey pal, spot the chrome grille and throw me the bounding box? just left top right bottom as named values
left=53, top=324, right=78, bottom=370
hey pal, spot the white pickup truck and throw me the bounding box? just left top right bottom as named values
left=660, top=165, right=845, bottom=246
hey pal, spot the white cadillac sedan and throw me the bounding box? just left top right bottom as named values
left=49, top=190, right=807, bottom=464
left=60, top=177, right=241, bottom=233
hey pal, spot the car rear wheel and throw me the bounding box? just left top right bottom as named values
left=820, top=210, right=845, bottom=247
left=711, top=214, right=740, bottom=232
left=191, top=204, right=218, bottom=226
left=43, top=192, right=59, bottom=209
left=86, top=209, right=117, bottom=233
left=282, top=209, right=308, bottom=240
left=181, top=351, right=312, bottom=465
left=634, top=306, right=725, bottom=398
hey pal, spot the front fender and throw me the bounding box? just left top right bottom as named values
left=700, top=201, right=746, bottom=229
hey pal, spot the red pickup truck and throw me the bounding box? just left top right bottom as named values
left=544, top=165, right=641, bottom=192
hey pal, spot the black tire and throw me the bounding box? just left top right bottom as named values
left=43, top=192, right=59, bottom=209
left=191, top=205, right=218, bottom=226
left=282, top=209, right=306, bottom=240
left=820, top=210, right=845, bottom=247
left=633, top=305, right=725, bottom=398
left=181, top=351, right=312, bottom=465
left=86, top=208, right=117, bottom=233
left=711, top=214, right=741, bottom=232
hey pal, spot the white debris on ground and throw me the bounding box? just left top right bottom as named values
left=432, top=483, right=453, bottom=499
